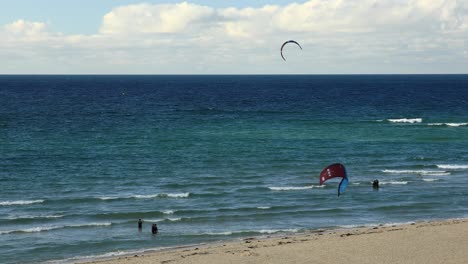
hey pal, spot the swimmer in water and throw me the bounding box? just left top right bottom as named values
left=372, top=179, right=379, bottom=190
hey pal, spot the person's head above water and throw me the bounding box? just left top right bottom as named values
left=372, top=179, right=379, bottom=188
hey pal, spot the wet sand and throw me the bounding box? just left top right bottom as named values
left=86, top=218, right=468, bottom=264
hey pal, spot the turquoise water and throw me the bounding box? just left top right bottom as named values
left=0, top=75, right=467, bottom=263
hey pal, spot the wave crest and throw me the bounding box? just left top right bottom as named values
left=196, top=228, right=300, bottom=236
left=428, top=123, right=467, bottom=127
left=379, top=181, right=408, bottom=185
left=3, top=214, right=64, bottom=220
left=0, top=200, right=44, bottom=206
left=436, top=164, right=468, bottom=170
left=97, top=193, right=190, bottom=200
left=387, top=118, right=422, bottom=123
left=0, top=222, right=112, bottom=235
left=269, top=185, right=323, bottom=191
left=382, top=169, right=450, bottom=176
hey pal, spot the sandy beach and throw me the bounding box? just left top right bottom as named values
left=87, top=218, right=468, bottom=264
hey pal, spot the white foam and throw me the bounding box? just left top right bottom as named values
left=258, top=228, right=299, bottom=234
left=43, top=215, right=64, bottom=218
left=424, top=172, right=451, bottom=176
left=339, top=221, right=415, bottom=229
left=199, top=228, right=299, bottom=236
left=446, top=123, right=467, bottom=127
left=139, top=193, right=190, bottom=198
left=143, top=219, right=164, bottom=223
left=145, top=217, right=182, bottom=223
left=257, top=206, right=271, bottom=210
left=46, top=248, right=149, bottom=263
left=379, top=181, right=408, bottom=185
left=162, top=210, right=175, bottom=215
left=74, top=222, right=112, bottom=227
left=97, top=193, right=190, bottom=200
left=203, top=231, right=233, bottom=236
left=0, top=199, right=44, bottom=206
left=428, top=123, right=467, bottom=127
left=97, top=196, right=120, bottom=200
left=132, top=194, right=160, bottom=199
left=437, top=164, right=468, bottom=170
left=387, top=118, right=422, bottom=123
left=382, top=169, right=450, bottom=176
left=5, top=214, right=64, bottom=220
left=269, top=185, right=323, bottom=191
left=166, top=193, right=190, bottom=198
left=0, top=222, right=112, bottom=235
left=423, top=179, right=439, bottom=182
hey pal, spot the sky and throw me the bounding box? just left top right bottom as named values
left=1, top=0, right=467, bottom=74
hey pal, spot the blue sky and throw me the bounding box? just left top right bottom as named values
left=1, top=0, right=467, bottom=74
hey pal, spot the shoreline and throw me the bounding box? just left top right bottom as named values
left=81, top=218, right=468, bottom=264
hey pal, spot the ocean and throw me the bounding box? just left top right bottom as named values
left=0, top=75, right=467, bottom=263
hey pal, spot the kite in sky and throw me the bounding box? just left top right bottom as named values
left=280, top=40, right=302, bottom=61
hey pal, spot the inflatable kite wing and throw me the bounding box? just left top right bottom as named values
left=319, top=163, right=349, bottom=196
left=280, top=40, right=302, bottom=61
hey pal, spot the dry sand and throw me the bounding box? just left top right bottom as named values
left=87, top=218, right=468, bottom=264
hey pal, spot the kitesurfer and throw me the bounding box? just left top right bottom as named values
left=138, top=219, right=143, bottom=229
left=152, top=223, right=158, bottom=234
left=372, top=179, right=379, bottom=190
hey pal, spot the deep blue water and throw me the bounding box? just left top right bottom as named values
left=1, top=75, right=467, bottom=263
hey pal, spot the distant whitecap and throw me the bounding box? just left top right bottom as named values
left=166, top=193, right=190, bottom=198
left=437, top=164, right=468, bottom=170
left=0, top=222, right=112, bottom=235
left=258, top=228, right=299, bottom=234
left=379, top=181, right=408, bottom=185
left=428, top=123, right=467, bottom=127
left=423, top=179, right=439, bottom=182
left=0, top=200, right=44, bottom=206
left=382, top=169, right=449, bottom=176
left=269, top=185, right=322, bottom=191
left=97, top=193, right=190, bottom=200
left=5, top=214, right=64, bottom=220
left=387, top=118, right=422, bottom=123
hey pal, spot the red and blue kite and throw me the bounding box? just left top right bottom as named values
left=319, top=163, right=349, bottom=196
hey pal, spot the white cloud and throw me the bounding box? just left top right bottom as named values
left=1, top=0, right=467, bottom=74
left=100, top=2, right=215, bottom=34
left=3, top=19, right=51, bottom=41
left=99, top=0, right=468, bottom=36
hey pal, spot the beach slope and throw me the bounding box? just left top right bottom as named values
left=89, top=219, right=468, bottom=264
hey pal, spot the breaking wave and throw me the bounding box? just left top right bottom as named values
left=0, top=200, right=44, bottom=206
left=422, top=179, right=439, bottom=182
left=269, top=185, right=323, bottom=191
left=436, top=164, right=468, bottom=170
left=387, top=118, right=422, bottom=123
left=3, top=214, right=64, bottom=220
left=196, top=228, right=300, bottom=236
left=382, top=170, right=450, bottom=176
left=0, top=222, right=112, bottom=235
left=143, top=217, right=182, bottom=223
left=428, top=123, right=467, bottom=127
left=379, top=181, right=409, bottom=185
left=97, top=193, right=190, bottom=200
